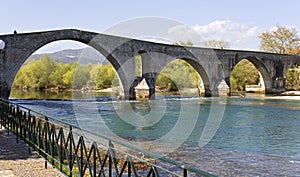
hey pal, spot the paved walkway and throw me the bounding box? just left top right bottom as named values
left=0, top=127, right=64, bottom=177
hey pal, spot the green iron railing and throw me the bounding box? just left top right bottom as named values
left=0, top=99, right=217, bottom=177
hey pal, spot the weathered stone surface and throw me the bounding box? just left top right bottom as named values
left=0, top=29, right=299, bottom=99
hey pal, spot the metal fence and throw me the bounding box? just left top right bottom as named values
left=0, top=99, right=216, bottom=177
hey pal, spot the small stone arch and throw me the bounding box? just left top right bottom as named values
left=233, top=56, right=271, bottom=93
left=155, top=56, right=212, bottom=97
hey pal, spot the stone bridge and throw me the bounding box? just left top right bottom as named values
left=0, top=29, right=299, bottom=100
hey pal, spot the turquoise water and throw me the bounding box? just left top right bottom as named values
left=10, top=95, right=300, bottom=176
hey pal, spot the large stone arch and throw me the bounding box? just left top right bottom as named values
left=2, top=29, right=128, bottom=99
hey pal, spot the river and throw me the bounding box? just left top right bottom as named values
left=9, top=90, right=300, bottom=176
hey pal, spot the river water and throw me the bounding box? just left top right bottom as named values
left=9, top=90, right=300, bottom=176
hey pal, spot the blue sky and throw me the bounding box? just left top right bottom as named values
left=2, top=0, right=300, bottom=52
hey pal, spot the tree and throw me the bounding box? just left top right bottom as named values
left=285, top=48, right=300, bottom=55
left=286, top=64, right=300, bottom=90
left=173, top=41, right=193, bottom=47
left=13, top=55, right=57, bottom=89
left=156, top=59, right=198, bottom=91
left=95, top=64, right=117, bottom=89
left=37, top=55, right=57, bottom=88
left=205, top=40, right=229, bottom=49
left=73, top=64, right=90, bottom=89
left=50, top=62, right=70, bottom=88
left=230, top=60, right=260, bottom=92
left=63, top=62, right=78, bottom=88
left=259, top=25, right=300, bottom=54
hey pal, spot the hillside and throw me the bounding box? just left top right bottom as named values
left=27, top=48, right=109, bottom=65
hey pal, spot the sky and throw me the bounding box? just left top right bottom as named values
left=1, top=0, right=300, bottom=53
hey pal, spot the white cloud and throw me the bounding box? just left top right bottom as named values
left=192, top=20, right=261, bottom=50
left=167, top=25, right=206, bottom=46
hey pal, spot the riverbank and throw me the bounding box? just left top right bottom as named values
left=281, top=90, right=300, bottom=96
left=0, top=127, right=64, bottom=177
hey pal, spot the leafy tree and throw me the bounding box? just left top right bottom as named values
left=63, top=62, right=78, bottom=88
left=156, top=59, right=198, bottom=91
left=259, top=25, right=300, bottom=54
left=285, top=48, right=300, bottom=55
left=50, top=62, right=70, bottom=88
left=37, top=55, right=57, bottom=88
left=205, top=40, right=229, bottom=49
left=286, top=64, right=300, bottom=90
left=95, top=64, right=117, bottom=89
left=13, top=55, right=57, bottom=89
left=230, top=60, right=260, bottom=92
left=73, top=64, right=91, bottom=89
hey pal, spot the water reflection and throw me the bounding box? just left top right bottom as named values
left=130, top=101, right=151, bottom=116
left=10, top=89, right=112, bottom=100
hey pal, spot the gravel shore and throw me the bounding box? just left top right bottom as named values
left=0, top=127, right=64, bottom=177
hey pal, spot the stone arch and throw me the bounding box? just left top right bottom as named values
left=233, top=56, right=271, bottom=93
left=156, top=56, right=211, bottom=97
left=20, top=31, right=121, bottom=72
left=8, top=29, right=128, bottom=99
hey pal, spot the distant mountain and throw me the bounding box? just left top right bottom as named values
left=27, top=48, right=109, bottom=65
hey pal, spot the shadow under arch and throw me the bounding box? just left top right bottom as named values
left=233, top=56, right=271, bottom=93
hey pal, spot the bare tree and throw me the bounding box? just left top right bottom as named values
left=205, top=40, right=229, bottom=49
left=259, top=25, right=300, bottom=54
left=173, top=41, right=193, bottom=46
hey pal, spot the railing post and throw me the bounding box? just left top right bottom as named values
left=69, top=125, right=73, bottom=177
left=51, top=126, right=55, bottom=166
left=183, top=166, right=187, bottom=177
left=59, top=128, right=63, bottom=172
left=80, top=138, right=84, bottom=177
left=109, top=141, right=113, bottom=177
left=45, top=117, right=49, bottom=155
left=93, top=145, right=96, bottom=177
left=16, top=106, right=19, bottom=144
left=23, top=112, right=27, bottom=143
left=28, top=110, right=31, bottom=154
left=128, top=160, right=131, bottom=177
left=0, top=102, right=3, bottom=129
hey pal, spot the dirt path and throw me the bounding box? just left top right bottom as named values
left=0, top=127, right=64, bottom=177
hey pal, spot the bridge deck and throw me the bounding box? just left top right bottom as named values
left=0, top=127, right=64, bottom=177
